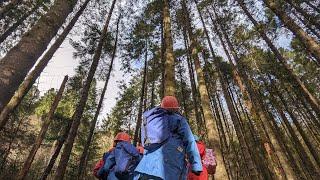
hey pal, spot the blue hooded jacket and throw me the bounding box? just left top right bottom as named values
left=134, top=107, right=202, bottom=180
left=98, top=141, right=140, bottom=180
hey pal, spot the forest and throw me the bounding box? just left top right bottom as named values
left=0, top=0, right=319, bottom=179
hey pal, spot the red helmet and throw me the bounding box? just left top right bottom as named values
left=161, top=96, right=180, bottom=110
left=114, top=132, right=131, bottom=142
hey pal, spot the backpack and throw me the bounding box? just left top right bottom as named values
left=93, top=151, right=113, bottom=179
left=203, top=148, right=217, bottom=175
left=141, top=107, right=173, bottom=150
left=114, top=142, right=140, bottom=179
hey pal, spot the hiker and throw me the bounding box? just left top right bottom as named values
left=93, top=147, right=115, bottom=179
left=188, top=135, right=208, bottom=180
left=134, top=96, right=203, bottom=180
left=97, top=132, right=141, bottom=180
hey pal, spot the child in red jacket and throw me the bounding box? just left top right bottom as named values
left=188, top=135, right=208, bottom=180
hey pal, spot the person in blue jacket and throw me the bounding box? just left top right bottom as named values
left=134, top=96, right=203, bottom=180
left=98, top=132, right=140, bottom=180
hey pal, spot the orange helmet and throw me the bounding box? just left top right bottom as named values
left=114, top=132, right=131, bottom=142
left=161, top=96, right=180, bottom=110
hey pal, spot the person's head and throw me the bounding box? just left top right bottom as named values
left=114, top=132, right=131, bottom=144
left=160, top=96, right=180, bottom=112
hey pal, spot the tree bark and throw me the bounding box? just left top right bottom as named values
left=237, top=0, right=320, bottom=120
left=181, top=1, right=228, bottom=178
left=133, top=38, right=148, bottom=146
left=160, top=9, right=165, bottom=99
left=77, top=14, right=120, bottom=179
left=17, top=76, right=68, bottom=180
left=263, top=0, right=320, bottom=62
left=0, top=0, right=78, bottom=112
left=0, top=0, right=91, bottom=130
left=184, top=32, right=202, bottom=133
left=163, top=0, right=175, bottom=96
left=53, top=0, right=117, bottom=179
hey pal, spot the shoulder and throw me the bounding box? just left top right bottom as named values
left=171, top=113, right=188, bottom=124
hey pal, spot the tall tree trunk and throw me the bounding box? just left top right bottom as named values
left=197, top=11, right=259, bottom=177
left=195, top=2, right=272, bottom=178
left=77, top=14, right=120, bottom=179
left=276, top=90, right=320, bottom=169
left=163, top=0, right=175, bottom=96
left=263, top=0, right=320, bottom=62
left=208, top=5, right=299, bottom=178
left=17, top=76, right=68, bottom=180
left=133, top=39, right=148, bottom=146
left=184, top=32, right=202, bottom=133
left=237, top=0, right=320, bottom=119
left=215, top=92, right=239, bottom=179
left=271, top=94, right=319, bottom=178
left=0, top=2, right=42, bottom=44
left=212, top=93, right=233, bottom=179
left=219, top=73, right=260, bottom=179
left=181, top=1, right=228, bottom=178
left=53, top=0, right=117, bottom=179
left=160, top=9, right=165, bottom=99
left=0, top=0, right=79, bottom=112
left=0, top=0, right=91, bottom=130
left=0, top=0, right=23, bottom=19
left=260, top=76, right=318, bottom=178
left=40, top=119, right=73, bottom=180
